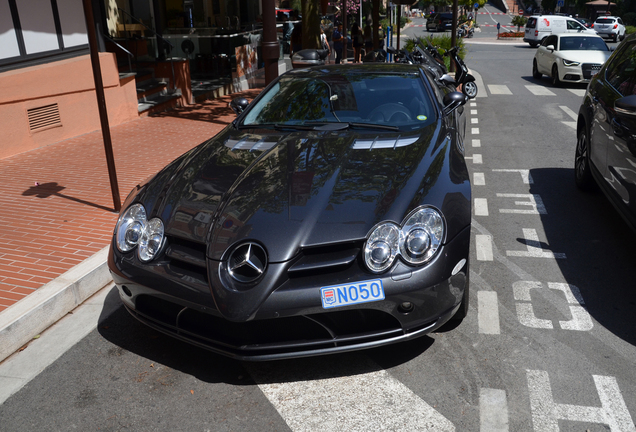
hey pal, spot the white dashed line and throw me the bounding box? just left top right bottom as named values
left=476, top=234, right=493, bottom=261
left=474, top=172, right=485, bottom=185
left=474, top=198, right=489, bottom=216
left=472, top=139, right=481, bottom=147
left=478, top=291, right=500, bottom=334
left=480, top=388, right=509, bottom=431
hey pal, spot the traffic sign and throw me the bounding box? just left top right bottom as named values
left=474, top=3, right=479, bottom=9
left=556, top=0, right=564, bottom=6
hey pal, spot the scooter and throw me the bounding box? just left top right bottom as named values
left=444, top=46, right=478, bottom=98
left=457, top=24, right=474, bottom=38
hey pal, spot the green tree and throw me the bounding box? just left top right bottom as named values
left=511, top=15, right=528, bottom=31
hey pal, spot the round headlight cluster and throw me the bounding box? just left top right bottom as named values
left=115, top=203, right=165, bottom=262
left=364, top=206, right=445, bottom=273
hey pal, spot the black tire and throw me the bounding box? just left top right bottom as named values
left=620, top=33, right=625, bottom=41
left=551, top=64, right=561, bottom=87
left=533, top=60, right=542, bottom=79
left=613, top=34, right=617, bottom=43
left=575, top=123, right=594, bottom=191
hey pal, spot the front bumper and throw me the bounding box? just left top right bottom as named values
left=560, top=62, right=602, bottom=84
left=109, top=226, right=470, bottom=361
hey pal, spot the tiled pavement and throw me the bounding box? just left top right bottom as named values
left=0, top=87, right=263, bottom=313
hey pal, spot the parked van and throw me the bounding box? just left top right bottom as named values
left=524, top=15, right=596, bottom=47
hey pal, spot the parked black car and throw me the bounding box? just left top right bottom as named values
left=426, top=13, right=454, bottom=32
left=575, top=33, right=636, bottom=232
left=108, top=64, right=472, bottom=360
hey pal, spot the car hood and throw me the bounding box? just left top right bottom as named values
left=135, top=122, right=470, bottom=263
left=556, top=50, right=611, bottom=63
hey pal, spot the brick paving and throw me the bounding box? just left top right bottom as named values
left=0, top=88, right=263, bottom=312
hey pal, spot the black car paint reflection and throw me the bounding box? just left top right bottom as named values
left=108, top=64, right=471, bottom=360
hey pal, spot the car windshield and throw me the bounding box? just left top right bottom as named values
left=241, top=72, right=435, bottom=131
left=559, top=36, right=608, bottom=51
left=595, top=18, right=614, bottom=23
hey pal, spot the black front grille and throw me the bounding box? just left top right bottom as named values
left=582, top=63, right=602, bottom=79
left=287, top=243, right=361, bottom=277
left=164, top=235, right=209, bottom=285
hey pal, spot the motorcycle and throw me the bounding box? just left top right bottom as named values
left=457, top=24, right=474, bottom=38
left=444, top=46, right=478, bottom=98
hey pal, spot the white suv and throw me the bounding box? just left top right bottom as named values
left=592, top=16, right=626, bottom=42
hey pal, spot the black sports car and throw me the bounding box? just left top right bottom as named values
left=108, top=63, right=472, bottom=360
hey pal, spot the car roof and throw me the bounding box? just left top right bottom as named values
left=555, top=33, right=603, bottom=38
left=288, top=63, right=425, bottom=77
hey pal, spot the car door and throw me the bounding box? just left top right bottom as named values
left=603, top=39, right=636, bottom=221
left=538, top=35, right=558, bottom=73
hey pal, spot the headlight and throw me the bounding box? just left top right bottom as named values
left=115, top=203, right=165, bottom=261
left=399, top=207, right=444, bottom=265
left=364, top=223, right=400, bottom=273
left=562, top=59, right=580, bottom=67
left=116, top=204, right=146, bottom=252
left=364, top=206, right=445, bottom=273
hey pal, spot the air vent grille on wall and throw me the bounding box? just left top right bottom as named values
left=27, top=104, right=61, bottom=132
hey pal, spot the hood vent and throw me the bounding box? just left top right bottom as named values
left=27, top=104, right=61, bottom=132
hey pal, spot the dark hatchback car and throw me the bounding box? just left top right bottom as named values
left=575, top=34, right=636, bottom=232
left=426, top=13, right=454, bottom=32
left=108, top=63, right=472, bottom=360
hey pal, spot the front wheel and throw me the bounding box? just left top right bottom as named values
left=575, top=123, right=594, bottom=191
left=463, top=81, right=478, bottom=98
left=533, top=60, right=542, bottom=79
left=551, top=64, right=561, bottom=87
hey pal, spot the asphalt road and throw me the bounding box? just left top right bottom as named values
left=1, top=26, right=635, bottom=432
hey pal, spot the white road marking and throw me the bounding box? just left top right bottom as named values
left=525, top=85, right=556, bottom=96
left=527, top=370, right=636, bottom=432
left=472, top=139, right=481, bottom=147
left=568, top=88, right=586, bottom=97
left=470, top=102, right=477, bottom=107
left=492, top=169, right=534, bottom=184
left=497, top=193, right=547, bottom=214
left=475, top=198, right=489, bottom=216
left=480, top=388, right=509, bottom=431
left=506, top=228, right=566, bottom=259
left=470, top=69, right=487, bottom=98
left=476, top=235, right=493, bottom=261
left=471, top=109, right=478, bottom=115
left=487, top=85, right=512, bottom=95
left=478, top=291, right=500, bottom=334
left=474, top=172, right=486, bottom=185
left=473, top=154, right=483, bottom=164
left=471, top=118, right=479, bottom=124
left=562, top=121, right=577, bottom=130
left=472, top=127, right=480, bottom=135
left=559, top=105, right=577, bottom=121
left=249, top=356, right=456, bottom=432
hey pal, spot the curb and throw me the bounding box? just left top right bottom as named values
left=0, top=247, right=112, bottom=363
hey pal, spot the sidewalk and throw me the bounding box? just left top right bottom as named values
left=0, top=87, right=263, bottom=362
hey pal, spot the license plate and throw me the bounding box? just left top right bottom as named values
left=321, top=279, right=385, bottom=309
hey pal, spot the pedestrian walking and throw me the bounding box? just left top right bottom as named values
left=333, top=24, right=343, bottom=64
left=320, top=28, right=332, bottom=63
left=351, top=23, right=363, bottom=63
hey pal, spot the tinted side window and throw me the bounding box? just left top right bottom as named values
left=527, top=18, right=537, bottom=29
left=543, top=35, right=558, bottom=47
left=606, top=42, right=636, bottom=97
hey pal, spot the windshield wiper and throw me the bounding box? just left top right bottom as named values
left=348, top=122, right=400, bottom=131
left=274, top=123, right=317, bottom=131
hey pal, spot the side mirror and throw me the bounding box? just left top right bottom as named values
left=615, top=95, right=636, bottom=118
left=442, top=91, right=468, bottom=116
left=229, top=97, right=249, bottom=115
left=547, top=44, right=555, bottom=51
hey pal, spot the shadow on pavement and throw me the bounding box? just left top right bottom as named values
left=22, top=182, right=118, bottom=213
left=529, top=167, right=636, bottom=346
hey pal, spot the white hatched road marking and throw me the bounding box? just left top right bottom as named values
left=525, top=85, right=556, bottom=96
left=487, top=85, right=513, bottom=95
left=568, top=88, right=586, bottom=97
left=480, top=388, right=509, bottom=431
left=497, top=193, right=547, bottom=215
left=248, top=356, right=456, bottom=432
left=476, top=234, right=493, bottom=261
left=478, top=291, right=500, bottom=334
left=527, top=370, right=636, bottom=432
left=506, top=228, right=566, bottom=259
left=474, top=172, right=485, bottom=185
left=559, top=105, right=578, bottom=129
left=475, top=198, right=489, bottom=216
left=492, top=169, right=534, bottom=184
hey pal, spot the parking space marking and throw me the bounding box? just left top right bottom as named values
left=249, top=357, right=456, bottom=432
left=475, top=198, right=489, bottom=216
left=506, top=228, right=566, bottom=259
left=472, top=127, right=480, bottom=135
left=472, top=139, right=481, bottom=147
left=492, top=169, right=534, bottom=184
left=478, top=291, right=500, bottom=334
left=473, top=154, right=483, bottom=164
left=471, top=109, right=478, bottom=115
left=476, top=235, right=493, bottom=261
left=525, top=85, right=556, bottom=96
left=480, top=388, right=509, bottom=431
left=470, top=102, right=477, bottom=107
left=568, top=89, right=586, bottom=97
left=527, top=370, right=636, bottom=432
left=497, top=193, right=547, bottom=215
left=487, top=85, right=513, bottom=95
left=471, top=118, right=479, bottom=124
left=474, top=172, right=486, bottom=185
